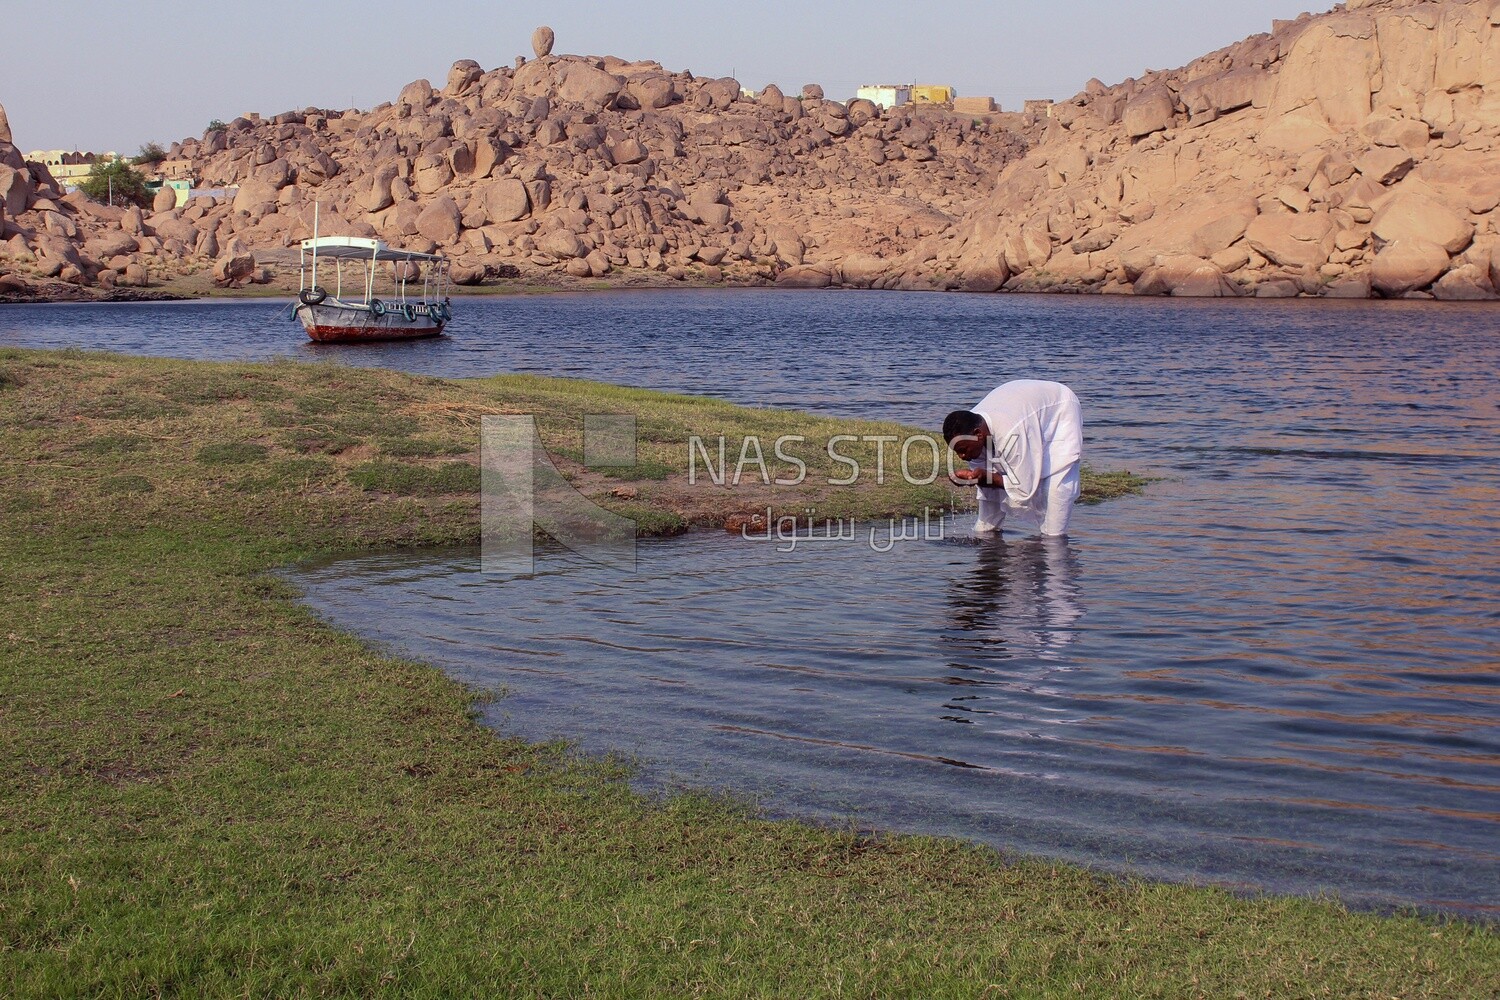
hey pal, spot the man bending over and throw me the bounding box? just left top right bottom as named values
left=942, top=380, right=1083, bottom=537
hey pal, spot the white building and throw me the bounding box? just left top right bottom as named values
left=856, top=84, right=911, bottom=110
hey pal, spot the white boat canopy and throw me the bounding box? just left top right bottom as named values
left=299, top=236, right=446, bottom=263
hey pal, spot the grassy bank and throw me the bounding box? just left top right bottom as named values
left=0, top=350, right=1493, bottom=997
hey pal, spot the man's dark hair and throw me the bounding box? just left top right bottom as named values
left=943, top=410, right=985, bottom=444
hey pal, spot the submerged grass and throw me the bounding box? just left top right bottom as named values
left=0, top=348, right=1493, bottom=997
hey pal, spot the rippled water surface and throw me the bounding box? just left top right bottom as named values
left=7, top=292, right=1498, bottom=915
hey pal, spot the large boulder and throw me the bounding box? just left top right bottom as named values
left=557, top=62, right=623, bottom=109
left=956, top=261, right=1009, bottom=293
left=1169, top=261, right=1238, bottom=297
left=608, top=137, right=649, bottom=165
left=700, top=77, right=741, bottom=110
left=86, top=231, right=139, bottom=260
left=1431, top=264, right=1494, bottom=301
left=0, top=165, right=33, bottom=217
left=470, top=139, right=507, bottom=180
left=1245, top=212, right=1337, bottom=268
left=1123, top=84, right=1175, bottom=138
left=1269, top=17, right=1381, bottom=128
left=231, top=179, right=280, bottom=216
left=1371, top=192, right=1473, bottom=254
left=151, top=214, right=198, bottom=244
left=213, top=252, right=256, bottom=287
left=840, top=254, right=890, bottom=288
left=532, top=26, right=554, bottom=59
left=398, top=79, right=434, bottom=108
left=447, top=144, right=475, bottom=177
left=1134, top=255, right=1237, bottom=297
left=412, top=153, right=454, bottom=195
left=539, top=229, right=586, bottom=259
left=358, top=170, right=397, bottom=213
left=1354, top=147, right=1414, bottom=186
left=254, top=157, right=294, bottom=190
left=627, top=75, right=677, bottom=110
left=444, top=59, right=483, bottom=97
left=415, top=196, right=463, bottom=245
left=776, top=264, right=832, bottom=288
left=846, top=98, right=879, bottom=126
left=1371, top=239, right=1449, bottom=296
left=152, top=186, right=178, bottom=214
left=480, top=177, right=531, bottom=223
left=300, top=151, right=339, bottom=185
left=0, top=102, right=11, bottom=145
left=1180, top=68, right=1266, bottom=118
left=1363, top=116, right=1430, bottom=153
left=1112, top=197, right=1258, bottom=278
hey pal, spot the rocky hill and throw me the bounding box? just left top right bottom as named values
left=916, top=0, right=1500, bottom=298
left=4, top=0, right=1500, bottom=300
left=0, top=26, right=1027, bottom=297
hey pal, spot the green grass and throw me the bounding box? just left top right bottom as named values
left=0, top=348, right=1492, bottom=997
left=1078, top=466, right=1158, bottom=504
left=196, top=441, right=269, bottom=465
left=347, top=460, right=482, bottom=495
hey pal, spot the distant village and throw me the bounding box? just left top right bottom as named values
left=26, top=147, right=198, bottom=207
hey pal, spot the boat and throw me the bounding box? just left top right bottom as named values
left=293, top=235, right=452, bottom=343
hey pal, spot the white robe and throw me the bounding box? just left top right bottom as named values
left=967, top=380, right=1083, bottom=536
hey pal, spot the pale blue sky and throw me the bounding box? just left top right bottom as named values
left=4, top=1, right=1322, bottom=154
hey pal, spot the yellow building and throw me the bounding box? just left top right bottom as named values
left=25, top=149, right=119, bottom=189
left=910, top=85, right=956, bottom=105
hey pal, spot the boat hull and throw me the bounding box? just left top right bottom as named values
left=295, top=303, right=445, bottom=343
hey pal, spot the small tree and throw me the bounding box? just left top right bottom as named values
left=76, top=159, right=153, bottom=209
left=206, top=119, right=227, bottom=133
left=132, top=142, right=167, bottom=166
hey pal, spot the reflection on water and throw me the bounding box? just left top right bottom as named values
left=947, top=537, right=1083, bottom=660
left=7, top=293, right=1498, bottom=916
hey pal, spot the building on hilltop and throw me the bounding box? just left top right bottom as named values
left=857, top=84, right=912, bottom=110
left=856, top=83, right=960, bottom=109
left=910, top=84, right=956, bottom=105
left=953, top=96, right=997, bottom=114
left=1023, top=99, right=1056, bottom=117
left=25, top=150, right=120, bottom=191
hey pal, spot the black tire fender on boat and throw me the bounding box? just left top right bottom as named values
left=427, top=302, right=444, bottom=323
left=369, top=298, right=386, bottom=317
left=299, top=286, right=328, bottom=306
left=440, top=301, right=453, bottom=322
left=402, top=302, right=418, bottom=322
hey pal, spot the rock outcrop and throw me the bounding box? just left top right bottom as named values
left=895, top=0, right=1500, bottom=298
left=80, top=33, right=1021, bottom=291
left=6, top=6, right=1500, bottom=300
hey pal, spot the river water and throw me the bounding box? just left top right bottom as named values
left=5, top=292, right=1497, bottom=916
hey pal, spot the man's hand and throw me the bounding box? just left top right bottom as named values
left=949, top=467, right=1004, bottom=489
